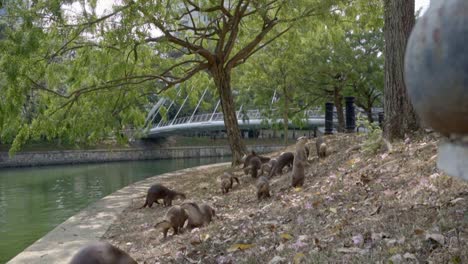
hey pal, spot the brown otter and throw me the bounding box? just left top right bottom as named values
left=199, top=203, right=216, bottom=225
left=69, top=241, right=137, bottom=264
left=318, top=142, right=327, bottom=158
left=305, top=143, right=311, bottom=159
left=247, top=156, right=262, bottom=178
left=256, top=176, right=271, bottom=200
left=315, top=135, right=327, bottom=158
left=180, top=202, right=205, bottom=229
left=242, top=151, right=270, bottom=175
left=268, top=152, right=294, bottom=178
left=260, top=158, right=277, bottom=177
left=154, top=205, right=188, bottom=239
left=220, top=172, right=240, bottom=194
left=292, top=137, right=308, bottom=187
left=140, top=184, right=186, bottom=208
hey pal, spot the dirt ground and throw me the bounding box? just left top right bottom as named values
left=103, top=133, right=468, bottom=264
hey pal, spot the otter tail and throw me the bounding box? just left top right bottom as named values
left=233, top=176, right=240, bottom=185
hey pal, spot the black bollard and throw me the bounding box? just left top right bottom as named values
left=345, top=97, right=356, bottom=133
left=325, top=102, right=334, bottom=135
left=378, top=112, right=384, bottom=128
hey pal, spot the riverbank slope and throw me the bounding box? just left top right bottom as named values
left=104, top=133, right=468, bottom=263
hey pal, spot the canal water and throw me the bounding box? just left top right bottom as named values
left=0, top=157, right=229, bottom=263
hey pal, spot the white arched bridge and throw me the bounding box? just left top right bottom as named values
left=143, top=87, right=381, bottom=138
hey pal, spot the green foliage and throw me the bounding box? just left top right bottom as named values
left=235, top=0, right=384, bottom=129
left=0, top=0, right=382, bottom=155
left=356, top=113, right=383, bottom=155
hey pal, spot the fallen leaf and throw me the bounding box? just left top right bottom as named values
left=190, top=236, right=202, bottom=245
left=268, top=256, right=286, bottom=264
left=388, top=246, right=400, bottom=254
left=425, top=233, right=445, bottom=245
left=370, top=205, right=382, bottom=215
left=294, top=187, right=303, bottom=192
left=276, top=243, right=285, bottom=251
left=293, top=252, right=305, bottom=264
left=280, top=233, right=293, bottom=241
left=352, top=234, right=364, bottom=246
left=227, top=243, right=255, bottom=252
left=390, top=254, right=403, bottom=264
left=337, top=247, right=364, bottom=254
left=290, top=239, right=308, bottom=250
left=403, top=253, right=418, bottom=261
left=312, top=199, right=322, bottom=208
left=451, top=256, right=462, bottom=264
left=329, top=208, right=337, bottom=214
left=450, top=197, right=465, bottom=205
left=413, top=228, right=425, bottom=235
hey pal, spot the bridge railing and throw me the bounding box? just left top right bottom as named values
left=153, top=107, right=383, bottom=129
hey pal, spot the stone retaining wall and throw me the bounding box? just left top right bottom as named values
left=0, top=145, right=285, bottom=168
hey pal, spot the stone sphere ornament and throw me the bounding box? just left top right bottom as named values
left=405, top=0, right=468, bottom=135
left=405, top=0, right=468, bottom=181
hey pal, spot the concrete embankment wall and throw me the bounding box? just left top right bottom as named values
left=7, top=163, right=231, bottom=264
left=0, top=145, right=285, bottom=168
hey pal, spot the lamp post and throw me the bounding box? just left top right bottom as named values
left=405, top=0, right=468, bottom=181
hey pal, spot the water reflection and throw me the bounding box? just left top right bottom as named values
left=0, top=157, right=229, bottom=263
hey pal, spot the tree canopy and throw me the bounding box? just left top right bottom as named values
left=0, top=0, right=387, bottom=161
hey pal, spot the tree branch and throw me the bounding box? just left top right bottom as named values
left=226, top=17, right=278, bottom=70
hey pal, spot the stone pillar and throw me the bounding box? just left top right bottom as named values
left=378, top=112, right=384, bottom=128
left=325, top=102, right=334, bottom=135
left=345, top=97, right=356, bottom=132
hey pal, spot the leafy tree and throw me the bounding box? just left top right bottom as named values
left=297, top=0, right=384, bottom=128
left=235, top=30, right=320, bottom=144
left=236, top=0, right=384, bottom=135
left=0, top=0, right=341, bottom=164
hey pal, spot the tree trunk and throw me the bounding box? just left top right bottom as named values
left=212, top=66, right=247, bottom=165
left=333, top=86, right=345, bottom=132
left=383, top=0, right=420, bottom=140
left=282, top=86, right=289, bottom=146
left=366, top=108, right=374, bottom=123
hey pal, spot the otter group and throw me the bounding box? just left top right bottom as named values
left=70, top=135, right=327, bottom=263
left=227, top=135, right=328, bottom=200
left=138, top=184, right=216, bottom=239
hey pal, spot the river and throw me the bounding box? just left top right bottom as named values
left=0, top=157, right=229, bottom=263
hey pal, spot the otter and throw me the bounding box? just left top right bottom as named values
left=242, top=151, right=270, bottom=175
left=199, top=203, right=216, bottom=225
left=292, top=137, right=308, bottom=187
left=69, top=241, right=137, bottom=264
left=140, top=184, right=186, bottom=208
left=220, top=172, right=240, bottom=194
left=259, top=163, right=271, bottom=177
left=315, top=135, right=327, bottom=158
left=268, top=152, right=294, bottom=178
left=154, top=205, right=188, bottom=239
left=248, top=156, right=262, bottom=178
left=305, top=143, right=311, bottom=159
left=260, top=159, right=277, bottom=177
left=180, top=202, right=205, bottom=229
left=256, top=176, right=271, bottom=200
left=318, top=142, right=327, bottom=158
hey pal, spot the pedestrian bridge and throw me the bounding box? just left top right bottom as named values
left=143, top=87, right=381, bottom=138
left=146, top=109, right=328, bottom=138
